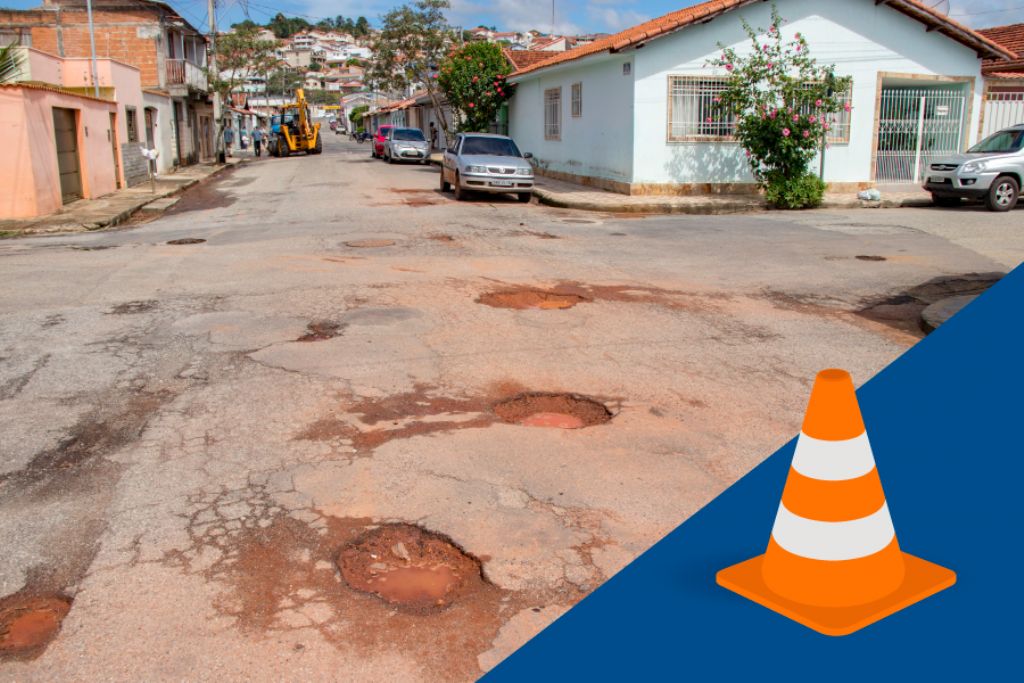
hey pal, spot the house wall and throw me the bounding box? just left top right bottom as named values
left=509, top=54, right=635, bottom=191
left=143, top=90, right=175, bottom=174
left=0, top=85, right=118, bottom=218
left=632, top=0, right=986, bottom=188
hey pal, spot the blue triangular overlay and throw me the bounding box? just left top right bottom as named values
left=487, top=265, right=1023, bottom=680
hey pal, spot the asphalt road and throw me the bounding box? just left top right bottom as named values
left=0, top=133, right=1017, bottom=680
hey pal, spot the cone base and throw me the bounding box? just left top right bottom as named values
left=716, top=552, right=956, bottom=636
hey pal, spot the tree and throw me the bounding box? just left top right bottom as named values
left=354, top=17, right=370, bottom=37
left=367, top=1, right=454, bottom=140
left=268, top=13, right=311, bottom=39
left=267, top=66, right=303, bottom=97
left=0, top=41, right=25, bottom=84
left=231, top=19, right=258, bottom=31
left=349, top=104, right=369, bottom=132
left=709, top=6, right=851, bottom=208
left=438, top=42, right=514, bottom=133
left=208, top=27, right=278, bottom=156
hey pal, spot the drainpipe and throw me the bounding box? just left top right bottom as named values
left=85, top=0, right=100, bottom=97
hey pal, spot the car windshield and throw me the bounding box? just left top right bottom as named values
left=460, top=136, right=521, bottom=157
left=378, top=126, right=392, bottom=136
left=393, top=128, right=425, bottom=141
left=967, top=129, right=1024, bottom=154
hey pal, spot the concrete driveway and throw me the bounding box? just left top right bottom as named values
left=0, top=135, right=1016, bottom=680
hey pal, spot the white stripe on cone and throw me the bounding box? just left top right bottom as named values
left=771, top=502, right=896, bottom=561
left=790, top=432, right=877, bottom=481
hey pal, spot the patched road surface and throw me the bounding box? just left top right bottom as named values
left=0, top=135, right=1018, bottom=680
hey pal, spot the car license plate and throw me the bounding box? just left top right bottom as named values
left=490, top=180, right=514, bottom=187
left=929, top=176, right=947, bottom=184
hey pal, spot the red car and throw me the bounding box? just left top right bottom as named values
left=371, top=125, right=393, bottom=159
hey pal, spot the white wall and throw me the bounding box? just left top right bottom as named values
left=509, top=54, right=635, bottom=184
left=632, top=0, right=986, bottom=185
left=143, top=92, right=175, bottom=174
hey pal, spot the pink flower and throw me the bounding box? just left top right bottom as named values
left=823, top=122, right=831, bottom=131
left=769, top=25, right=777, bottom=33
left=782, top=128, right=791, bottom=137
left=745, top=149, right=752, bottom=157
left=468, top=102, right=475, bottom=108
left=712, top=97, right=721, bottom=103
left=431, top=73, right=438, bottom=79
left=725, top=63, right=733, bottom=71
left=803, top=130, right=810, bottom=138
left=795, top=45, right=801, bottom=52
left=844, top=103, right=852, bottom=112
left=815, top=98, right=823, bottom=107
left=766, top=62, right=773, bottom=68
left=792, top=114, right=799, bottom=122
left=705, top=117, right=713, bottom=123
left=472, top=75, right=478, bottom=82
left=769, top=109, right=777, bottom=119
left=808, top=115, right=816, bottom=123
left=795, top=32, right=802, bottom=39
left=763, top=44, right=770, bottom=51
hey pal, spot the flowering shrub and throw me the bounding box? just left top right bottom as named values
left=709, top=7, right=851, bottom=207
left=438, top=42, right=515, bottom=133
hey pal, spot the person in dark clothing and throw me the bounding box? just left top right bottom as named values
left=252, top=126, right=264, bottom=157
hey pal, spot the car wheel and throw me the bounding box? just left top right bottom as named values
left=517, top=192, right=531, bottom=203
left=453, top=173, right=465, bottom=201
left=986, top=175, right=1019, bottom=212
left=931, top=194, right=960, bottom=207
left=440, top=169, right=450, bottom=193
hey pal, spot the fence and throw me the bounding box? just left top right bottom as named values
left=981, top=89, right=1024, bottom=138
left=875, top=88, right=965, bottom=184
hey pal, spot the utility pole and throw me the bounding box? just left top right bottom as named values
left=85, top=0, right=100, bottom=97
left=551, top=0, right=555, bottom=35
left=208, top=0, right=224, bottom=163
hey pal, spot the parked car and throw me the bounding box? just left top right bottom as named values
left=371, top=125, right=394, bottom=159
left=924, top=124, right=1023, bottom=211
left=384, top=127, right=430, bottom=164
left=439, top=133, right=534, bottom=202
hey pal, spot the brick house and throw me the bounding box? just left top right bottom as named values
left=0, top=0, right=213, bottom=168
left=978, top=23, right=1024, bottom=138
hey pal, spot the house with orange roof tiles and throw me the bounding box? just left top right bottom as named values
left=977, top=23, right=1024, bottom=138
left=507, top=0, right=1017, bottom=194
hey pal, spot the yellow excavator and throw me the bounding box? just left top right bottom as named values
left=270, top=88, right=322, bottom=157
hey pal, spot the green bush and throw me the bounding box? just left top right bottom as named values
left=764, top=172, right=826, bottom=209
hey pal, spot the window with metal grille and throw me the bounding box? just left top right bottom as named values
left=544, top=87, right=561, bottom=140
left=571, top=82, right=582, bottom=118
left=667, top=76, right=735, bottom=141
left=125, top=107, right=139, bottom=142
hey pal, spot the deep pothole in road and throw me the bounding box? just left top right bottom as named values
left=855, top=255, right=887, bottom=261
left=477, top=289, right=590, bottom=310
left=166, top=238, right=206, bottom=245
left=0, top=594, right=72, bottom=661
left=493, top=392, right=613, bottom=429
left=337, top=524, right=484, bottom=612
left=107, top=300, right=158, bottom=315
left=296, top=320, right=345, bottom=342
left=857, top=272, right=1004, bottom=335
left=345, top=239, right=397, bottom=248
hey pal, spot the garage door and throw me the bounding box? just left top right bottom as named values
left=52, top=107, right=82, bottom=203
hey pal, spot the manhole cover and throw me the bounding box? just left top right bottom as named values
left=337, top=524, right=481, bottom=611
left=345, top=239, right=397, bottom=248
left=166, top=238, right=206, bottom=245
left=0, top=595, right=72, bottom=658
left=477, top=289, right=590, bottom=310
left=493, top=392, right=612, bottom=429
left=855, top=255, right=886, bottom=261
left=296, top=320, right=344, bottom=342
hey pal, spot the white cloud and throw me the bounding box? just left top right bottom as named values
left=587, top=7, right=649, bottom=33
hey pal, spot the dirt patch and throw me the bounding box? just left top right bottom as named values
left=107, top=300, right=158, bottom=315
left=0, top=594, right=72, bottom=661
left=70, top=245, right=116, bottom=251
left=609, top=232, right=627, bottom=236
left=493, top=392, right=613, bottom=429
left=561, top=218, right=598, bottom=224
left=855, top=255, right=887, bottom=262
left=345, top=239, right=397, bottom=248
left=428, top=233, right=456, bottom=243
left=296, top=321, right=344, bottom=342
left=857, top=272, right=1004, bottom=335
left=337, top=524, right=483, bottom=612
left=510, top=229, right=560, bottom=239
left=477, top=289, right=590, bottom=310
left=167, top=238, right=206, bottom=245
left=166, top=173, right=236, bottom=213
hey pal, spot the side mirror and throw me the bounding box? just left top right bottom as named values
left=523, top=152, right=533, bottom=159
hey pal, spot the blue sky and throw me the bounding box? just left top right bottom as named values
left=3, top=0, right=1023, bottom=35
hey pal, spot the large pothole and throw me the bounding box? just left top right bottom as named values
left=337, top=524, right=483, bottom=612
left=166, top=238, right=206, bottom=245
left=0, top=594, right=72, bottom=660
left=858, top=272, right=1004, bottom=335
left=477, top=289, right=590, bottom=310
left=296, top=320, right=344, bottom=342
left=493, top=392, right=613, bottom=429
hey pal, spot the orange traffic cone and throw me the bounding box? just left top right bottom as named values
left=716, top=369, right=956, bottom=635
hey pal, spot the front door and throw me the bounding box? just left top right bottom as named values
left=52, top=107, right=82, bottom=204
left=144, top=107, right=156, bottom=173
left=875, top=87, right=966, bottom=184
left=109, top=112, right=122, bottom=189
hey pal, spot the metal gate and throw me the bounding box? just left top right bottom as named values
left=875, top=88, right=966, bottom=183
left=982, top=89, right=1024, bottom=137
left=51, top=107, right=82, bottom=204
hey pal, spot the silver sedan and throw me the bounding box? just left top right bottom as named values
left=440, top=133, right=534, bottom=202
left=384, top=127, right=430, bottom=164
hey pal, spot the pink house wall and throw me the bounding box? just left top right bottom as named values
left=0, top=86, right=118, bottom=218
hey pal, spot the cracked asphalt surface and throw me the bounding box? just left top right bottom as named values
left=0, top=134, right=1018, bottom=680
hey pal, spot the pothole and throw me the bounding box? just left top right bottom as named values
left=428, top=234, right=455, bottom=242
left=561, top=219, right=597, bottom=224
left=166, top=238, right=206, bottom=245
left=337, top=524, right=483, bottom=612
left=345, top=239, right=397, bottom=248
left=493, top=392, right=613, bottom=429
left=477, top=289, right=590, bottom=310
left=855, top=255, right=886, bottom=261
left=0, top=594, right=72, bottom=660
left=857, top=272, right=1004, bottom=335
left=296, top=320, right=344, bottom=342
left=70, top=245, right=116, bottom=251
left=107, top=300, right=158, bottom=315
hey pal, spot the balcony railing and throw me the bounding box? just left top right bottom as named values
left=165, top=59, right=208, bottom=92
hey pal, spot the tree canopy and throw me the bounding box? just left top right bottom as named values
left=438, top=42, right=514, bottom=133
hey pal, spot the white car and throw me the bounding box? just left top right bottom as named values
left=440, top=133, right=534, bottom=202
left=383, top=127, right=430, bottom=164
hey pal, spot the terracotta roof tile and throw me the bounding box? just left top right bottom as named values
left=979, top=23, right=1024, bottom=75
left=511, top=0, right=1014, bottom=78
left=503, top=49, right=558, bottom=70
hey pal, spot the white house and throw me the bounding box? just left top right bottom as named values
left=508, top=0, right=1016, bottom=194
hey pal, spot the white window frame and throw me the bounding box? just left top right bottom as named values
left=667, top=76, right=736, bottom=142
left=571, top=82, right=582, bottom=118
left=544, top=87, right=562, bottom=140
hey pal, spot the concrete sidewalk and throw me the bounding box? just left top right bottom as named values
left=531, top=175, right=934, bottom=214
left=0, top=157, right=246, bottom=238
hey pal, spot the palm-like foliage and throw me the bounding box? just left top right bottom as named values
left=0, top=42, right=24, bottom=84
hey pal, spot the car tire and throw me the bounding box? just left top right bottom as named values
left=517, top=192, right=531, bottom=203
left=931, top=194, right=960, bottom=207
left=440, top=170, right=450, bottom=193
left=986, top=175, right=1019, bottom=212
left=453, top=173, right=465, bottom=201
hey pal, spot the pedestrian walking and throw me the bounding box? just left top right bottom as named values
left=252, top=126, right=264, bottom=158
left=223, top=123, right=235, bottom=158
left=429, top=121, right=438, bottom=152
